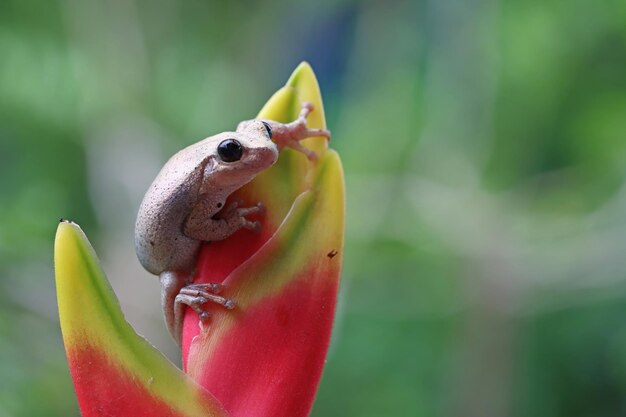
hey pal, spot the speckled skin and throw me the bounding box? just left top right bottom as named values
left=134, top=103, right=330, bottom=345
left=135, top=126, right=277, bottom=276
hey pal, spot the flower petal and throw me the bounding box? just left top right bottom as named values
left=55, top=221, right=230, bottom=417
left=182, top=63, right=345, bottom=417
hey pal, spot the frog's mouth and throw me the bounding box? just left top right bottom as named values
left=241, top=143, right=278, bottom=169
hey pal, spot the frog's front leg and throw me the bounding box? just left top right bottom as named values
left=184, top=199, right=264, bottom=240
left=264, top=101, right=331, bottom=161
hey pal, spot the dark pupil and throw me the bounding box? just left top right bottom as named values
left=261, top=121, right=273, bottom=139
left=217, top=139, right=243, bottom=162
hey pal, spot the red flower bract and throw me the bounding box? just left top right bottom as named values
left=183, top=62, right=345, bottom=417
left=54, top=221, right=230, bottom=417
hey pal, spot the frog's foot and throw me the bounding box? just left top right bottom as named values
left=185, top=282, right=225, bottom=294
left=221, top=200, right=264, bottom=233
left=266, top=101, right=331, bottom=161
left=173, top=283, right=236, bottom=345
left=185, top=200, right=264, bottom=242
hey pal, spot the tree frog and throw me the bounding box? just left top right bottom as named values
left=135, top=102, right=329, bottom=345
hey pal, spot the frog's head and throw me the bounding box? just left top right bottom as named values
left=202, top=119, right=278, bottom=190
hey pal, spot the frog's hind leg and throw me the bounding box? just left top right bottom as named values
left=160, top=270, right=189, bottom=345
left=172, top=284, right=236, bottom=346
left=185, top=282, right=224, bottom=294
left=178, top=286, right=236, bottom=310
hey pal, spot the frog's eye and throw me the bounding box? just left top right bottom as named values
left=261, top=121, right=273, bottom=139
left=217, top=139, right=243, bottom=162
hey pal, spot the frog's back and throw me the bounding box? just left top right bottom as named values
left=135, top=146, right=207, bottom=275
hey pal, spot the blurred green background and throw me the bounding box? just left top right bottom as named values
left=2, top=0, right=626, bottom=416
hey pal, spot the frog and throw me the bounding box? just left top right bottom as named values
left=135, top=102, right=329, bottom=345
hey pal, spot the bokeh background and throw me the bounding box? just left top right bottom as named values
left=2, top=0, right=626, bottom=416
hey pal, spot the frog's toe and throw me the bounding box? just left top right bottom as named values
left=299, top=101, right=314, bottom=119
left=186, top=282, right=224, bottom=294
left=306, top=128, right=331, bottom=140
left=179, top=287, right=235, bottom=310
left=243, top=219, right=262, bottom=233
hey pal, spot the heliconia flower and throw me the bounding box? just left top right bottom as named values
left=182, top=62, right=345, bottom=417
left=54, top=62, right=344, bottom=417
left=54, top=220, right=230, bottom=417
